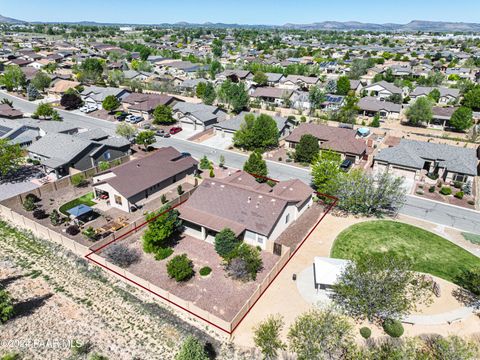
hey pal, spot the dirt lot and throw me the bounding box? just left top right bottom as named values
left=99, top=232, right=279, bottom=322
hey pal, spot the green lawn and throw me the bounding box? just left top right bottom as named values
left=59, top=192, right=96, bottom=216
left=331, top=220, right=480, bottom=284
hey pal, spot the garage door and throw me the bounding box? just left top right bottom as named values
left=181, top=120, right=196, bottom=131
left=392, top=167, right=416, bottom=180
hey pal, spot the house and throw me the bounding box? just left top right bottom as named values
left=431, top=106, right=458, bottom=128
left=363, top=81, right=403, bottom=101
left=373, top=139, right=479, bottom=184
left=446, top=67, right=471, bottom=79
left=48, top=79, right=81, bottom=97
left=250, top=87, right=294, bottom=107
left=123, top=70, right=152, bottom=82
left=92, top=147, right=198, bottom=213
left=280, top=75, right=320, bottom=90
left=216, top=69, right=253, bottom=83
left=178, top=170, right=314, bottom=250
left=409, top=87, right=460, bottom=105
left=0, top=104, right=23, bottom=119
left=264, top=72, right=285, bottom=86
left=357, top=97, right=402, bottom=118
left=285, top=123, right=367, bottom=164
left=321, top=94, right=345, bottom=111
left=213, top=111, right=292, bottom=141
left=27, top=132, right=131, bottom=178
left=173, top=102, right=227, bottom=132
left=122, top=93, right=181, bottom=121
left=81, top=86, right=131, bottom=108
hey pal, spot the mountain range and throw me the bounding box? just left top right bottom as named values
left=2, top=14, right=480, bottom=32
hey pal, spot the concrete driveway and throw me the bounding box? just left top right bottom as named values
left=199, top=133, right=232, bottom=149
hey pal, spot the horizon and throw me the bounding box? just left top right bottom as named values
left=2, top=0, right=480, bottom=25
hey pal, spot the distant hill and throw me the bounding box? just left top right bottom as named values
left=2, top=14, right=480, bottom=32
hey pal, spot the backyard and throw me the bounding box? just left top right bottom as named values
left=331, top=220, right=480, bottom=284
left=59, top=192, right=96, bottom=215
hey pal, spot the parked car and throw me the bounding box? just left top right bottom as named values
left=80, top=104, right=97, bottom=113
left=169, top=126, right=183, bottom=135
left=143, top=123, right=152, bottom=129
left=126, top=115, right=143, bottom=124
left=340, top=159, right=353, bottom=172
left=155, top=129, right=171, bottom=138
left=115, top=112, right=129, bottom=121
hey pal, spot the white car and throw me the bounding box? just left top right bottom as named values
left=80, top=104, right=97, bottom=113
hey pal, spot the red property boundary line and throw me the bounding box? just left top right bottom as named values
left=84, top=172, right=338, bottom=336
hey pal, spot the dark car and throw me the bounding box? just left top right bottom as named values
left=115, top=112, right=129, bottom=121
left=169, top=126, right=183, bottom=135
left=340, top=159, right=353, bottom=171
left=181, top=152, right=191, bottom=158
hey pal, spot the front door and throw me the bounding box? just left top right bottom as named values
left=273, top=243, right=282, bottom=256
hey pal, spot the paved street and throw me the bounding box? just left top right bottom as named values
left=4, top=91, right=480, bottom=234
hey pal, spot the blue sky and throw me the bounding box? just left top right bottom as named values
left=2, top=0, right=480, bottom=25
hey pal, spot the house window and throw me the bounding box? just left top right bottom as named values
left=257, top=235, right=264, bottom=245
left=453, top=174, right=467, bottom=183
left=285, top=214, right=290, bottom=224
left=114, top=195, right=122, bottom=205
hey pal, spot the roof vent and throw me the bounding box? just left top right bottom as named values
left=247, top=196, right=251, bottom=203
left=136, top=164, right=140, bottom=167
left=256, top=202, right=260, bottom=208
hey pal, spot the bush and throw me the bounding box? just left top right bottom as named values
left=167, top=254, right=194, bottom=282
left=175, top=336, right=209, bottom=360
left=0, top=289, right=14, bottom=323
left=160, top=194, right=168, bottom=204
left=66, top=225, right=80, bottom=236
left=455, top=267, right=480, bottom=296
left=382, top=319, right=404, bottom=338
left=440, top=187, right=452, bottom=196
left=103, top=243, right=140, bottom=268
left=154, top=247, right=174, bottom=260
left=468, top=200, right=475, bottom=205
left=416, top=190, right=424, bottom=195
left=25, top=193, right=40, bottom=203
left=227, top=243, right=263, bottom=281
left=199, top=266, right=212, bottom=276
left=454, top=191, right=464, bottom=199
left=23, top=197, right=36, bottom=211
left=359, top=327, right=371, bottom=339
left=49, top=209, right=63, bottom=226
left=71, top=340, right=92, bottom=356
left=214, top=228, right=240, bottom=258
left=177, top=184, right=184, bottom=195
left=33, top=208, right=48, bottom=219
left=429, top=186, right=435, bottom=193
left=71, top=173, right=87, bottom=187
left=454, top=181, right=464, bottom=189
left=83, top=226, right=97, bottom=241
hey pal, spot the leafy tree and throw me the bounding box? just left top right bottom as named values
left=31, top=71, right=51, bottom=92
left=79, top=58, right=104, bottom=83
left=406, top=97, right=433, bottom=126
left=175, top=336, right=209, bottom=360
left=196, top=82, right=207, bottom=98
left=336, top=76, right=351, bottom=95
left=349, top=59, right=374, bottom=80
left=308, top=85, right=326, bottom=113
left=253, top=315, right=286, bottom=359
left=332, top=254, right=432, bottom=323
left=455, top=266, right=480, bottom=296
left=428, top=88, right=441, bottom=103
left=288, top=309, right=354, bottom=360
left=370, top=113, right=380, bottom=127
left=450, top=106, right=473, bottom=132
left=0, top=288, right=14, bottom=324
left=227, top=243, right=263, bottom=280
left=0, top=139, right=23, bottom=177
left=26, top=84, right=40, bottom=101
left=214, top=228, right=240, bottom=258
left=0, top=65, right=26, bottom=91
left=218, top=80, right=249, bottom=113
left=102, top=95, right=120, bottom=112
left=209, top=60, right=222, bottom=79
left=243, top=151, right=268, bottom=180
left=294, top=134, right=319, bottom=163
left=199, top=155, right=211, bottom=170
left=98, top=161, right=111, bottom=171
left=71, top=173, right=87, bottom=187
left=153, top=104, right=175, bottom=124
left=212, top=38, right=223, bottom=57
left=233, top=114, right=279, bottom=151
left=167, top=254, right=194, bottom=282
left=60, top=92, right=83, bottom=110
left=388, top=93, right=402, bottom=104
left=253, top=71, right=268, bottom=86
left=116, top=123, right=136, bottom=139
left=201, top=82, right=216, bottom=105
left=135, top=130, right=156, bottom=150
left=331, top=95, right=359, bottom=124
left=463, top=87, right=480, bottom=111
left=311, top=150, right=342, bottom=195
left=143, top=206, right=181, bottom=253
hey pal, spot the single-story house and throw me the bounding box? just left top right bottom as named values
left=357, top=97, right=402, bottom=118
left=373, top=139, right=479, bottom=184
left=285, top=123, right=367, bottom=164
left=173, top=102, right=227, bottom=132
left=178, top=170, right=314, bottom=250
left=92, top=147, right=198, bottom=212
left=250, top=87, right=294, bottom=107
left=216, top=69, right=253, bottom=83
left=0, top=103, right=23, bottom=119
left=81, top=86, right=131, bottom=108
left=280, top=75, right=320, bottom=90
left=48, top=79, right=81, bottom=97
left=122, top=93, right=181, bottom=121
left=409, top=86, right=460, bottom=105
left=363, top=81, right=403, bottom=101
left=431, top=106, right=458, bottom=128
left=27, top=132, right=131, bottom=178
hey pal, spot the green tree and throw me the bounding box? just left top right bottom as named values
left=175, top=336, right=209, bottom=360
left=214, top=228, right=240, bottom=258
left=332, top=254, right=432, bottom=323
left=311, top=150, right=342, bottom=195
left=80, top=58, right=104, bottom=83
left=31, top=71, right=51, bottom=92
left=288, top=309, right=355, bottom=360
left=294, top=134, right=319, bottom=163
left=0, top=65, right=26, bottom=91
left=218, top=80, right=249, bottom=113
left=167, top=254, right=194, bottom=282
left=450, top=106, right=473, bottom=132
left=209, top=60, right=222, bottom=80
left=253, top=315, right=286, bottom=360
left=143, top=206, right=181, bottom=253
left=0, top=139, right=22, bottom=177
left=102, top=95, right=120, bottom=112
left=308, top=85, right=326, bottom=114
left=336, top=76, right=351, bottom=95
left=135, top=130, right=155, bottom=150
left=233, top=114, right=279, bottom=151
left=428, top=88, right=441, bottom=103
left=370, top=113, right=380, bottom=127
left=253, top=71, right=268, bottom=86
left=212, top=38, right=223, bottom=58
left=406, top=97, right=433, bottom=126
left=196, top=82, right=207, bottom=98
left=463, top=87, right=480, bottom=111
left=243, top=151, right=268, bottom=180
left=153, top=104, right=175, bottom=124
left=116, top=123, right=136, bottom=139
left=60, top=92, right=83, bottom=110
left=201, top=82, right=216, bottom=105
left=33, top=102, right=55, bottom=119
left=199, top=155, right=211, bottom=170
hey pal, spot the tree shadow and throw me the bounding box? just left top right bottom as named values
left=452, top=288, right=480, bottom=309
left=0, top=274, right=25, bottom=288
left=13, top=293, right=53, bottom=319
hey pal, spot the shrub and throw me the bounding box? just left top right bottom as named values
left=83, top=226, right=97, bottom=241
left=416, top=190, right=424, bottom=195
left=455, top=267, right=480, bottom=296
left=199, top=155, right=211, bottom=170
left=25, top=193, right=40, bottom=203
left=209, top=168, right=215, bottom=178
left=440, top=187, right=452, bottom=196
left=199, top=266, right=212, bottom=276
left=214, top=228, right=240, bottom=258
left=23, top=197, right=36, bottom=211
left=227, top=243, right=263, bottom=281
left=160, top=194, right=168, bottom=204
left=0, top=289, right=14, bottom=323
left=71, top=340, right=92, bottom=356
left=154, top=247, right=174, bottom=260
left=454, top=191, right=464, bottom=199
left=177, top=184, right=184, bottom=195
left=167, top=254, right=194, bottom=282
left=33, top=208, right=48, bottom=219
left=175, top=336, right=209, bottom=360
left=468, top=200, right=475, bottom=205
left=66, top=225, right=80, bottom=236
left=359, top=327, right=371, bottom=339
left=104, top=243, right=140, bottom=268
left=71, top=173, right=87, bottom=187
left=382, top=319, right=404, bottom=338
left=49, top=209, right=62, bottom=226
left=453, top=181, right=463, bottom=189
left=429, top=186, right=435, bottom=193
